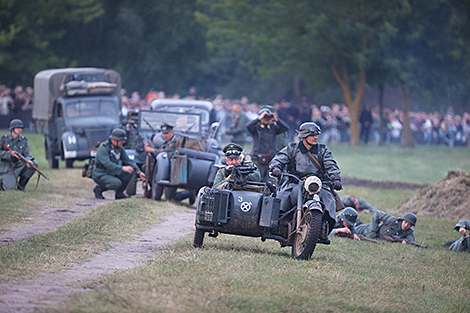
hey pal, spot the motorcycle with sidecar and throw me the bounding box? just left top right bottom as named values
left=193, top=166, right=333, bottom=260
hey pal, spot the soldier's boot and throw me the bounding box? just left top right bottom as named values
left=18, top=176, right=32, bottom=191
left=94, top=185, right=106, bottom=199
left=188, top=190, right=196, bottom=205
left=115, top=176, right=131, bottom=199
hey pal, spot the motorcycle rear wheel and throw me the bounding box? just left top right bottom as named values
left=193, top=229, right=205, bottom=248
left=292, top=210, right=322, bottom=260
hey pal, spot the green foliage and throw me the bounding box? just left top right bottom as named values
left=0, top=0, right=103, bottom=86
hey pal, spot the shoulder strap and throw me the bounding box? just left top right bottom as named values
left=306, top=150, right=326, bottom=177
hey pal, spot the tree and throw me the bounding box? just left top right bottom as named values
left=0, top=0, right=103, bottom=86
left=197, top=0, right=418, bottom=145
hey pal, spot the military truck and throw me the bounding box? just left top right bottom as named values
left=33, top=68, right=121, bottom=168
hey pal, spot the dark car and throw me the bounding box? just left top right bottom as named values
left=123, top=109, right=221, bottom=200
left=150, top=99, right=218, bottom=133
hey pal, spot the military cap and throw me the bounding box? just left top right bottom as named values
left=403, top=212, right=417, bottom=226
left=223, top=142, right=243, bottom=158
left=160, top=122, right=174, bottom=134
left=110, top=128, right=127, bottom=141
left=9, top=119, right=24, bottom=130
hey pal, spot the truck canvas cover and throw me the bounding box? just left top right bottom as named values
left=33, top=68, right=121, bottom=121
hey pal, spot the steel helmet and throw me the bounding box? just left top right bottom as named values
left=297, top=122, right=321, bottom=138
left=403, top=212, right=417, bottom=226
left=9, top=119, right=24, bottom=130
left=110, top=128, right=127, bottom=141
left=340, top=207, right=358, bottom=226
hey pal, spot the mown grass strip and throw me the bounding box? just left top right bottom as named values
left=50, top=221, right=470, bottom=313
left=0, top=198, right=181, bottom=282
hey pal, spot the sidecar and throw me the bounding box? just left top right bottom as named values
left=194, top=173, right=329, bottom=260
left=194, top=185, right=281, bottom=241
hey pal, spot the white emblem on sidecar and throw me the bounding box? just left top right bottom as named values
left=238, top=196, right=243, bottom=202
left=240, top=201, right=252, bottom=212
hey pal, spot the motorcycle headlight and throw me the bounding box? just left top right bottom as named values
left=304, top=176, right=322, bottom=194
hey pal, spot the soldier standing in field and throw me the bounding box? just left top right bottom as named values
left=444, top=219, right=470, bottom=252
left=92, top=128, right=146, bottom=199
left=246, top=105, right=288, bottom=184
left=0, top=119, right=38, bottom=190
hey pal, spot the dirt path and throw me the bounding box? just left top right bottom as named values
left=0, top=198, right=103, bottom=243
left=0, top=209, right=195, bottom=313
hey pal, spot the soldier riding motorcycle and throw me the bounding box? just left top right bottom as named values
left=194, top=122, right=343, bottom=260
left=269, top=122, right=343, bottom=258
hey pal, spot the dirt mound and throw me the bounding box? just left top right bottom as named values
left=342, top=177, right=428, bottom=189
left=398, top=169, right=470, bottom=220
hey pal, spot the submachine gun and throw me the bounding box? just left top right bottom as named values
left=382, top=235, right=427, bottom=249
left=226, top=163, right=257, bottom=187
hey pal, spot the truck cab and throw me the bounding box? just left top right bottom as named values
left=33, top=68, right=121, bottom=168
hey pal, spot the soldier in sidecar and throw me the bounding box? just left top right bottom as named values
left=193, top=122, right=342, bottom=260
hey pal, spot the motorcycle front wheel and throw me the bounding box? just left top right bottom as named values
left=292, top=210, right=322, bottom=260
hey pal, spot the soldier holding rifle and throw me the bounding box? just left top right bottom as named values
left=0, top=119, right=40, bottom=191
left=356, top=210, right=418, bottom=244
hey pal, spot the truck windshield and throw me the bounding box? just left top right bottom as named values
left=66, top=100, right=118, bottom=118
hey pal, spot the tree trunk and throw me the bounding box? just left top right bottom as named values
left=400, top=84, right=415, bottom=148
left=331, top=66, right=366, bottom=146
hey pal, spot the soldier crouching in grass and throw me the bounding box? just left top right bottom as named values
left=355, top=210, right=417, bottom=243
left=92, top=128, right=146, bottom=199
left=0, top=119, right=38, bottom=191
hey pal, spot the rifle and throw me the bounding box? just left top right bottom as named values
left=382, top=235, right=427, bottom=249
left=337, top=232, right=383, bottom=244
left=1, top=144, right=49, bottom=180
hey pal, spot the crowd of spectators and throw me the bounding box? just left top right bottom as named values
left=2, top=83, right=470, bottom=147
left=0, top=85, right=34, bottom=130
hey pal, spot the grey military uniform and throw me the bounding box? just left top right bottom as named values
left=449, top=219, right=470, bottom=252
left=226, top=111, right=250, bottom=145
left=0, top=133, right=38, bottom=190
left=246, top=117, right=288, bottom=183
left=212, top=162, right=261, bottom=188
left=356, top=210, right=415, bottom=241
left=269, top=141, right=341, bottom=229
left=330, top=212, right=357, bottom=236
left=92, top=139, right=139, bottom=193
left=341, top=195, right=378, bottom=213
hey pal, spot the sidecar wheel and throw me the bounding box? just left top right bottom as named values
left=292, top=210, right=322, bottom=260
left=193, top=229, right=205, bottom=248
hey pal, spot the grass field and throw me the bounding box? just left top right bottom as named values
left=1, top=131, right=470, bottom=312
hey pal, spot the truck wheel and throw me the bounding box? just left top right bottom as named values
left=193, top=229, right=205, bottom=248
left=291, top=210, right=322, bottom=260
left=49, top=156, right=59, bottom=169
left=164, top=186, right=177, bottom=201
left=65, top=159, right=74, bottom=168
left=45, top=142, right=59, bottom=169
left=126, top=172, right=137, bottom=196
